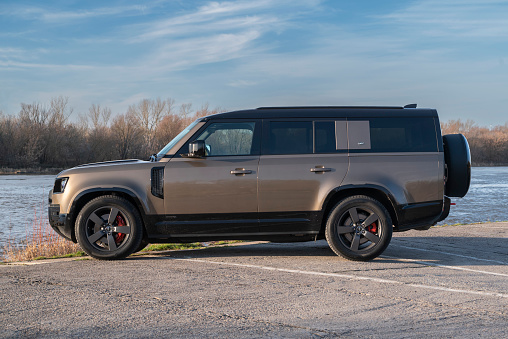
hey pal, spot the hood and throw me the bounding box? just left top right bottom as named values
left=75, top=159, right=143, bottom=168
left=57, top=159, right=150, bottom=177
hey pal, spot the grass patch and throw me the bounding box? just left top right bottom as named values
left=142, top=243, right=204, bottom=252
left=140, top=240, right=244, bottom=253
left=33, top=251, right=86, bottom=261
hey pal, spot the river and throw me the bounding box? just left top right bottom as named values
left=0, top=167, right=506, bottom=250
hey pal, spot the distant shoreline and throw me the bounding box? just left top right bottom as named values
left=0, top=168, right=65, bottom=175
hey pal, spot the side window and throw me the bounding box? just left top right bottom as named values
left=369, top=117, right=437, bottom=152
left=195, top=122, right=256, bottom=156
left=315, top=121, right=335, bottom=153
left=267, top=121, right=313, bottom=155
left=347, top=117, right=438, bottom=153
left=315, top=121, right=348, bottom=153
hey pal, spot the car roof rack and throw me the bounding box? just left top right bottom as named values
left=256, top=106, right=403, bottom=110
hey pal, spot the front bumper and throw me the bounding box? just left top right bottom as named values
left=48, top=204, right=72, bottom=241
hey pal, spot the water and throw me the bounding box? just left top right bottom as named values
left=441, top=167, right=508, bottom=225
left=0, top=175, right=55, bottom=247
left=0, top=168, right=506, bottom=250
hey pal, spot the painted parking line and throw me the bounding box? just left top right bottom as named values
left=172, top=257, right=508, bottom=299
left=391, top=243, right=508, bottom=265
left=381, top=255, right=508, bottom=277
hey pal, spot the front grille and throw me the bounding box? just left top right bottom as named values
left=151, top=167, right=164, bottom=198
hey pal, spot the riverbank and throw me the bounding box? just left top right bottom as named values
left=0, top=167, right=64, bottom=175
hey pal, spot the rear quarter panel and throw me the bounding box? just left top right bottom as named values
left=344, top=152, right=444, bottom=205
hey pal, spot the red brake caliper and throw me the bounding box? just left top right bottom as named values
left=114, top=215, right=126, bottom=243
left=367, top=222, right=378, bottom=234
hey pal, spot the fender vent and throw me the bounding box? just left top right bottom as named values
left=151, top=167, right=164, bottom=198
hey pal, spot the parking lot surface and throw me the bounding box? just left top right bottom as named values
left=1, top=223, right=507, bottom=338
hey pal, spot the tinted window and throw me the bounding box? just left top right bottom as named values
left=267, top=121, right=313, bottom=154
left=315, top=121, right=336, bottom=153
left=196, top=122, right=256, bottom=156
left=368, top=117, right=437, bottom=152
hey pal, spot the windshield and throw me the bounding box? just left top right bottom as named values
left=157, top=120, right=200, bottom=157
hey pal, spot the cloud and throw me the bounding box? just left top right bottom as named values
left=380, top=0, right=508, bottom=39
left=146, top=30, right=264, bottom=72
left=2, top=3, right=154, bottom=23
left=135, top=0, right=319, bottom=41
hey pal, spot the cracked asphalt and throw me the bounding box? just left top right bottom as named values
left=1, top=223, right=507, bottom=338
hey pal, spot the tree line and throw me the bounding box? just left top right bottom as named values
left=441, top=119, right=508, bottom=166
left=0, top=97, right=220, bottom=170
left=0, top=97, right=506, bottom=169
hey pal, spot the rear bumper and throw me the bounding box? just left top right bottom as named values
left=48, top=204, right=73, bottom=242
left=395, top=199, right=444, bottom=231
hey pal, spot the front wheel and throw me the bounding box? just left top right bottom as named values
left=75, top=195, right=143, bottom=260
left=325, top=195, right=393, bottom=261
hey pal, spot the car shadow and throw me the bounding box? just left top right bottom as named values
left=127, top=236, right=508, bottom=267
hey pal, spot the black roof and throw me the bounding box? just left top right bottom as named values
left=203, top=106, right=438, bottom=120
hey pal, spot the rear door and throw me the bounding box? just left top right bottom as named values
left=257, top=119, right=349, bottom=234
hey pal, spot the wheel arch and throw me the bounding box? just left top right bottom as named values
left=67, top=188, right=148, bottom=243
left=320, top=185, right=399, bottom=234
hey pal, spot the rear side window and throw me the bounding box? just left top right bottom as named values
left=315, top=121, right=336, bottom=153
left=366, top=117, right=438, bottom=152
left=267, top=121, right=313, bottom=154
left=315, top=121, right=347, bottom=153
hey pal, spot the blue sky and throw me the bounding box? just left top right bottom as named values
left=1, top=0, right=507, bottom=125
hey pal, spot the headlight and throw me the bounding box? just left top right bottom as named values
left=53, top=177, right=69, bottom=193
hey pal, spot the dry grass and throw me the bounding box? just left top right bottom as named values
left=2, top=211, right=82, bottom=262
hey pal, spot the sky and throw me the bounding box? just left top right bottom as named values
left=1, top=0, right=507, bottom=125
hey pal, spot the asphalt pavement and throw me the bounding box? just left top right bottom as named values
left=1, top=222, right=507, bottom=338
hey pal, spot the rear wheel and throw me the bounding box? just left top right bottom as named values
left=75, top=195, right=143, bottom=260
left=325, top=195, right=393, bottom=261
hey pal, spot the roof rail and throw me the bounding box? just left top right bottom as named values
left=256, top=106, right=403, bottom=110
left=404, top=103, right=417, bottom=108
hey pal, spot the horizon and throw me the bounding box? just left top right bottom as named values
left=1, top=0, right=507, bottom=125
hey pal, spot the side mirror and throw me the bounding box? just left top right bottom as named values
left=185, top=140, right=206, bottom=158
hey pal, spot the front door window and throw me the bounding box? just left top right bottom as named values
left=195, top=122, right=256, bottom=156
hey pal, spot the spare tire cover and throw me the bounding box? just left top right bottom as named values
left=443, top=134, right=471, bottom=198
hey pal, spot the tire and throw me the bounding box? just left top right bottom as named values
left=134, top=238, right=149, bottom=253
left=75, top=195, right=143, bottom=260
left=443, top=134, right=471, bottom=198
left=325, top=195, right=393, bottom=261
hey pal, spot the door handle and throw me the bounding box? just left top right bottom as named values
left=230, top=168, right=253, bottom=175
left=310, top=167, right=332, bottom=173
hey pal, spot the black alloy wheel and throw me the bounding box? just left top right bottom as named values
left=76, top=195, right=143, bottom=260
left=325, top=195, right=393, bottom=261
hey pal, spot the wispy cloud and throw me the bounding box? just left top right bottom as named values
left=130, top=0, right=322, bottom=72
left=2, top=3, right=154, bottom=23
left=380, top=0, right=508, bottom=38
left=145, top=30, right=264, bottom=72
left=135, top=0, right=319, bottom=41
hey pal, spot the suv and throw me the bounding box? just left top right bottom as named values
left=49, top=105, right=471, bottom=261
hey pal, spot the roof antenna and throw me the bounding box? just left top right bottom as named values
left=404, top=103, right=417, bottom=108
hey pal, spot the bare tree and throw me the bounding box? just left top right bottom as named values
left=128, top=98, right=174, bottom=155
left=111, top=112, right=143, bottom=159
